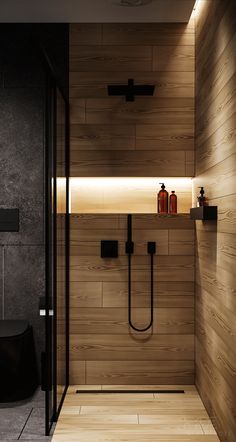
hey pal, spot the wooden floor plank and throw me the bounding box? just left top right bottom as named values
left=52, top=385, right=220, bottom=442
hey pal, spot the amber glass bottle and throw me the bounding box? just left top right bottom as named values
left=158, top=183, right=168, bottom=214
left=169, top=190, right=177, bottom=214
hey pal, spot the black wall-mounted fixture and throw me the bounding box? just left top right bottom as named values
left=101, top=240, right=118, bottom=258
left=190, top=206, right=217, bottom=220
left=107, top=78, right=155, bottom=102
left=0, top=208, right=19, bottom=232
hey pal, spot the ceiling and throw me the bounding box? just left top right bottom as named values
left=0, top=0, right=195, bottom=23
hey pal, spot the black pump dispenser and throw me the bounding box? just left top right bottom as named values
left=197, top=187, right=206, bottom=207
left=199, top=187, right=204, bottom=196
left=158, top=183, right=168, bottom=214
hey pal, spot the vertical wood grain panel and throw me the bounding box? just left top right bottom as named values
left=195, top=1, right=236, bottom=441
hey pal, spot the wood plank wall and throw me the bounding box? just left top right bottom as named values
left=69, top=214, right=195, bottom=384
left=69, top=22, right=195, bottom=179
left=195, top=1, right=236, bottom=441
left=69, top=22, right=196, bottom=385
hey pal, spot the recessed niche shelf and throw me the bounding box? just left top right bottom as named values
left=68, top=177, right=193, bottom=214
left=190, top=206, right=217, bottom=220
left=156, top=213, right=190, bottom=217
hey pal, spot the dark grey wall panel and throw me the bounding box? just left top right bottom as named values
left=0, top=23, right=69, bottom=377
left=0, top=26, right=45, bottom=371
left=0, top=88, right=44, bottom=245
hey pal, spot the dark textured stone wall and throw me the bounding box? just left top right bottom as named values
left=0, top=26, right=46, bottom=369
left=0, top=24, right=68, bottom=375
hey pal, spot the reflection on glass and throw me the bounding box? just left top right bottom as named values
left=56, top=89, right=67, bottom=408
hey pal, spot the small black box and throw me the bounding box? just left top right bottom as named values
left=0, top=208, right=19, bottom=232
left=101, top=240, right=118, bottom=258
left=190, top=206, right=217, bottom=220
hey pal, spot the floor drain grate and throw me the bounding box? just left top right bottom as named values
left=76, top=389, right=185, bottom=394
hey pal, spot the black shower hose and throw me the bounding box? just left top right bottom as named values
left=128, top=252, right=154, bottom=332
left=126, top=215, right=154, bottom=332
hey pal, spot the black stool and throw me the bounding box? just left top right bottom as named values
left=0, top=320, right=38, bottom=402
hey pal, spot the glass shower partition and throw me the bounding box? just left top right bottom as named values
left=55, top=88, right=69, bottom=415
left=45, top=77, right=69, bottom=435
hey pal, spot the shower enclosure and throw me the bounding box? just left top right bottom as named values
left=44, top=72, right=69, bottom=435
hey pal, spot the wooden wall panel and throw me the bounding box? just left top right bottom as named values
left=102, top=281, right=195, bottom=309
left=153, top=45, right=194, bottom=72
left=69, top=214, right=195, bottom=384
left=195, top=110, right=236, bottom=175
left=69, top=21, right=195, bottom=386
left=70, top=255, right=195, bottom=282
left=69, top=22, right=195, bottom=180
left=85, top=360, right=194, bottom=385
left=135, top=123, right=194, bottom=150
left=102, top=22, right=194, bottom=45
left=70, top=150, right=187, bottom=177
left=70, top=24, right=102, bottom=45
left=195, top=1, right=236, bottom=441
left=70, top=124, right=135, bottom=150
left=70, top=71, right=194, bottom=99
left=70, top=45, right=153, bottom=72
left=70, top=307, right=194, bottom=334
left=70, top=334, right=194, bottom=361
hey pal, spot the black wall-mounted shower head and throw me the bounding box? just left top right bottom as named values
left=107, top=78, right=155, bottom=101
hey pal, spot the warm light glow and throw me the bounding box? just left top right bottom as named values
left=189, top=0, right=197, bottom=20
left=57, top=177, right=67, bottom=213
left=57, top=177, right=67, bottom=188
left=194, top=0, right=206, bottom=18
left=70, top=177, right=192, bottom=189
left=69, top=177, right=193, bottom=214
